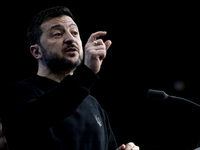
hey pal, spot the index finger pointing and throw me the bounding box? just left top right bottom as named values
left=87, top=31, right=107, bottom=43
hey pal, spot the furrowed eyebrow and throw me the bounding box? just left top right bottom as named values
left=49, top=23, right=77, bottom=32
left=50, top=24, right=64, bottom=31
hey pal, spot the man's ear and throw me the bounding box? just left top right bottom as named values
left=30, top=44, right=43, bottom=59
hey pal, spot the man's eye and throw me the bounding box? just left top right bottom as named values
left=54, top=33, right=62, bottom=37
left=72, top=31, right=78, bottom=36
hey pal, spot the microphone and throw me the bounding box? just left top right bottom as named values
left=147, top=89, right=200, bottom=108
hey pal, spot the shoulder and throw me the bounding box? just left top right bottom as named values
left=85, top=95, right=102, bottom=108
left=10, top=76, right=38, bottom=92
left=8, top=75, right=49, bottom=98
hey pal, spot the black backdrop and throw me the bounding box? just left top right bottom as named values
left=1, top=1, right=200, bottom=149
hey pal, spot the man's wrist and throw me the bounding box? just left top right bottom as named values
left=73, top=64, right=99, bottom=90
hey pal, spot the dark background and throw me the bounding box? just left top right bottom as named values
left=1, top=1, right=200, bottom=149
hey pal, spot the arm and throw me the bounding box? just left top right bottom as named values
left=5, top=65, right=98, bottom=129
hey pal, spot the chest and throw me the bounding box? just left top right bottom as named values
left=50, top=96, right=108, bottom=149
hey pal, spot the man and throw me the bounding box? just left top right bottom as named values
left=2, top=6, right=139, bottom=150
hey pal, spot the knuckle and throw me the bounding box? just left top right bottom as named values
left=98, top=39, right=104, bottom=43
left=98, top=39, right=105, bottom=46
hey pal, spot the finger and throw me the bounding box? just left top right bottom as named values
left=133, top=146, right=139, bottom=150
left=116, top=144, right=126, bottom=150
left=105, top=40, right=112, bottom=50
left=125, top=142, right=135, bottom=150
left=92, top=39, right=104, bottom=46
left=96, top=50, right=107, bottom=61
left=121, top=144, right=126, bottom=150
left=93, top=45, right=106, bottom=51
left=87, top=31, right=107, bottom=43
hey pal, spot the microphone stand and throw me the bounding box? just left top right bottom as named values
left=147, top=89, right=200, bottom=108
left=147, top=89, right=200, bottom=149
left=168, top=95, right=200, bottom=108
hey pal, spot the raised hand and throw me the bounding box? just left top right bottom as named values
left=84, top=31, right=112, bottom=74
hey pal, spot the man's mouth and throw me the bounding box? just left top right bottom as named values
left=66, top=47, right=78, bottom=52
left=64, top=46, right=79, bottom=55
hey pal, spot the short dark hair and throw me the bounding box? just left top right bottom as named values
left=27, top=6, right=74, bottom=45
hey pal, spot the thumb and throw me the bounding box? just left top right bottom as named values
left=105, top=40, right=112, bottom=50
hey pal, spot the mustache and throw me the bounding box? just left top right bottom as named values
left=62, top=44, right=80, bottom=52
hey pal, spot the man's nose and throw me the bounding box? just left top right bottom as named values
left=64, top=32, right=75, bottom=44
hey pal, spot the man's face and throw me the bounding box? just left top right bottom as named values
left=39, top=15, right=83, bottom=73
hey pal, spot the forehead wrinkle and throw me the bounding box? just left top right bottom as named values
left=50, top=23, right=77, bottom=31
left=49, top=24, right=64, bottom=32
left=41, top=16, right=76, bottom=32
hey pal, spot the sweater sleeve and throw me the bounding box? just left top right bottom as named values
left=3, top=65, right=99, bottom=129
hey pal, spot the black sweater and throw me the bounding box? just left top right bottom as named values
left=2, top=65, right=117, bottom=150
